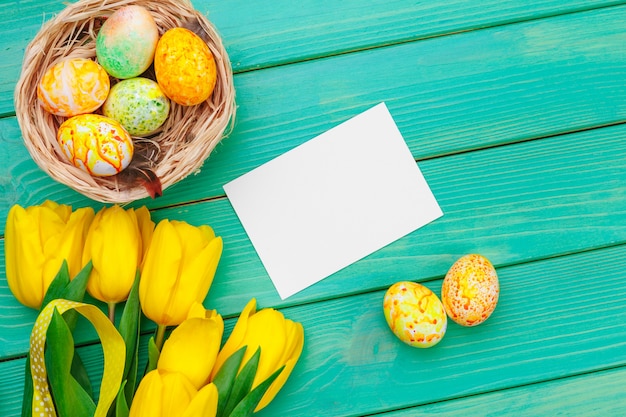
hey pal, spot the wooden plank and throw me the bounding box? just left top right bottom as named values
left=1, top=0, right=624, bottom=115
left=3, top=5, right=626, bottom=216
left=381, top=367, right=626, bottom=415
left=1, top=244, right=625, bottom=416
left=2, top=122, right=626, bottom=358
left=209, top=0, right=626, bottom=71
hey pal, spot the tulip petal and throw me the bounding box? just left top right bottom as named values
left=42, top=200, right=72, bottom=222
left=129, top=370, right=164, bottom=417
left=245, top=310, right=288, bottom=386
left=5, top=205, right=36, bottom=308
left=139, top=220, right=183, bottom=325
left=160, top=372, right=197, bottom=417
left=211, top=299, right=256, bottom=379
left=182, top=383, right=219, bottom=417
left=187, top=302, right=209, bottom=319
left=85, top=206, right=140, bottom=303
left=6, top=205, right=63, bottom=308
left=166, top=236, right=222, bottom=324
left=255, top=321, right=304, bottom=411
left=62, top=207, right=95, bottom=278
left=158, top=316, right=224, bottom=389
left=134, top=206, right=155, bottom=267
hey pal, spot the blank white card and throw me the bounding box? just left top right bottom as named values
left=223, top=103, right=443, bottom=299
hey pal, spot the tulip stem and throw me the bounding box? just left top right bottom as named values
left=108, top=302, right=116, bottom=324
left=155, top=324, right=166, bottom=351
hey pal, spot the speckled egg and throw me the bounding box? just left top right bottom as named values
left=102, top=78, right=170, bottom=136
left=37, top=58, right=110, bottom=117
left=57, top=114, right=133, bottom=177
left=442, top=254, right=499, bottom=327
left=154, top=27, right=217, bottom=106
left=383, top=281, right=447, bottom=348
left=96, top=5, right=159, bottom=79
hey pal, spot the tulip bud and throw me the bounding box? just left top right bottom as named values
left=82, top=205, right=154, bottom=304
left=5, top=201, right=94, bottom=309
left=211, top=299, right=304, bottom=411
left=139, top=219, right=223, bottom=326
left=157, top=303, right=224, bottom=389
left=128, top=370, right=219, bottom=417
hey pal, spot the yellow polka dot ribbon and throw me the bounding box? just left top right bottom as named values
left=29, top=299, right=125, bottom=417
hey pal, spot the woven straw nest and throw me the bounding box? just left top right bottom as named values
left=14, top=0, right=236, bottom=203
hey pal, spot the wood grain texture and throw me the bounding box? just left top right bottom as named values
left=2, top=122, right=626, bottom=358
left=1, top=0, right=624, bottom=115
left=3, top=1, right=626, bottom=415
left=3, top=5, right=626, bottom=220
left=1, top=245, right=625, bottom=416
left=381, top=367, right=626, bottom=415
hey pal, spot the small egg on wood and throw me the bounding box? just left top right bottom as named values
left=37, top=58, right=110, bottom=117
left=96, top=5, right=159, bottom=79
left=383, top=281, right=447, bottom=348
left=57, top=114, right=133, bottom=177
left=154, top=27, right=217, bottom=106
left=442, top=254, right=499, bottom=327
left=103, top=77, right=170, bottom=136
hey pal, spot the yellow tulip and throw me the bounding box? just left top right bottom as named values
left=5, top=201, right=94, bottom=309
left=211, top=299, right=304, bottom=411
left=128, top=370, right=219, bottom=417
left=157, top=304, right=224, bottom=389
left=139, top=219, right=222, bottom=326
left=82, top=205, right=154, bottom=304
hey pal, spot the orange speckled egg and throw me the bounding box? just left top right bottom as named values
left=383, top=281, right=447, bottom=348
left=37, top=58, right=110, bottom=117
left=57, top=114, right=133, bottom=177
left=154, top=27, right=217, bottom=106
left=442, top=254, right=499, bottom=327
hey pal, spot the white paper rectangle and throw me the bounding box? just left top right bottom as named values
left=224, top=103, right=443, bottom=299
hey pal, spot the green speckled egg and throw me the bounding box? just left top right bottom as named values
left=103, top=78, right=170, bottom=136
left=96, top=5, right=159, bottom=79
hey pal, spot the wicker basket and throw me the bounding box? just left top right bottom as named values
left=14, top=0, right=236, bottom=203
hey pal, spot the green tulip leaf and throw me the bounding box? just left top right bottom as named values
left=70, top=349, right=94, bottom=398
left=146, top=336, right=160, bottom=374
left=22, top=261, right=95, bottom=417
left=227, top=365, right=285, bottom=417
left=118, top=270, right=141, bottom=402
left=41, top=261, right=71, bottom=307
left=221, top=347, right=261, bottom=417
left=41, top=261, right=93, bottom=309
left=213, top=346, right=247, bottom=417
left=20, top=355, right=33, bottom=417
left=45, top=308, right=96, bottom=417
left=115, top=380, right=130, bottom=417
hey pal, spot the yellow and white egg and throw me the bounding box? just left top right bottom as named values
left=383, top=281, right=447, bottom=348
left=57, top=114, right=133, bottom=177
left=37, top=58, right=110, bottom=117
left=441, top=254, right=499, bottom=327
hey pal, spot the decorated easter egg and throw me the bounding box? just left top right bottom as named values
left=383, top=281, right=447, bottom=348
left=154, top=27, right=217, bottom=106
left=37, top=58, right=110, bottom=117
left=442, top=254, right=499, bottom=327
left=103, top=78, right=170, bottom=136
left=57, top=114, right=133, bottom=177
left=96, top=5, right=159, bottom=79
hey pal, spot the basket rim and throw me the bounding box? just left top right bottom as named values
left=14, top=0, right=236, bottom=204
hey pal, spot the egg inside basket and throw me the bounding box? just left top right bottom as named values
left=14, top=0, right=236, bottom=203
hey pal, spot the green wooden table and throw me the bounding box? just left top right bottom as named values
left=2, top=0, right=626, bottom=415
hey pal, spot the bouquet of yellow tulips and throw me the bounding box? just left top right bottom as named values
left=5, top=201, right=304, bottom=417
